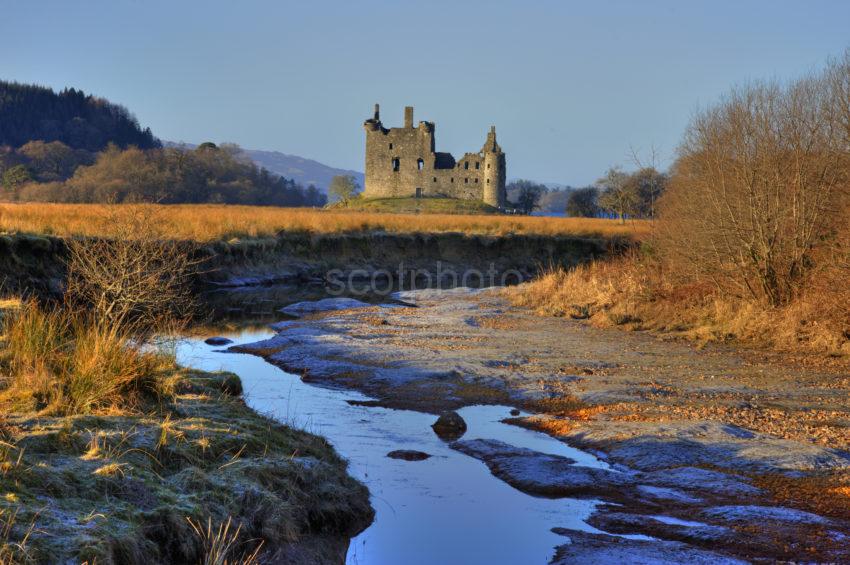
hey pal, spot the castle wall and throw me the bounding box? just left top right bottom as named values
left=363, top=105, right=506, bottom=207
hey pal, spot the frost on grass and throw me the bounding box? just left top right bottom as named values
left=0, top=369, right=373, bottom=564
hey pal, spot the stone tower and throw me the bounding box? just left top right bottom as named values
left=363, top=104, right=506, bottom=208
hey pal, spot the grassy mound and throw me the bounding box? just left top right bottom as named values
left=336, top=197, right=501, bottom=215
left=0, top=368, right=373, bottom=564
left=0, top=302, right=373, bottom=564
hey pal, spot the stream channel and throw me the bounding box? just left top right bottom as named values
left=176, top=284, right=618, bottom=565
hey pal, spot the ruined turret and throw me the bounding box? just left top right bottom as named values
left=482, top=126, right=506, bottom=208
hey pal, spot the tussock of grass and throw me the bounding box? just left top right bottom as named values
left=0, top=202, right=649, bottom=241
left=0, top=301, right=173, bottom=415
left=187, top=516, right=263, bottom=565
left=508, top=256, right=850, bottom=357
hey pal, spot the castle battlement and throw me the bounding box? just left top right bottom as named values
left=362, top=104, right=506, bottom=207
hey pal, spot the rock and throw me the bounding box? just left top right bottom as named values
left=551, top=529, right=747, bottom=565
left=639, top=466, right=763, bottom=498
left=565, top=420, right=850, bottom=474
left=204, top=336, right=233, bottom=346
left=587, top=511, right=732, bottom=544
left=387, top=450, right=431, bottom=461
left=636, top=484, right=703, bottom=504
left=280, top=298, right=372, bottom=318
left=391, top=287, right=481, bottom=303
left=702, top=505, right=831, bottom=525
left=450, top=439, right=632, bottom=499
left=431, top=411, right=468, bottom=441
left=509, top=408, right=521, bottom=416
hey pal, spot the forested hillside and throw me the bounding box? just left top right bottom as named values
left=0, top=81, right=159, bottom=151
left=0, top=82, right=325, bottom=207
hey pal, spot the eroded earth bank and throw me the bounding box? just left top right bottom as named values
left=235, top=288, right=850, bottom=563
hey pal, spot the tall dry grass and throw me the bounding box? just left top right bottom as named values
left=0, top=202, right=649, bottom=241
left=0, top=301, right=173, bottom=414
left=509, top=254, right=850, bottom=356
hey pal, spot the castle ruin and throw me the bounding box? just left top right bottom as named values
left=363, top=105, right=506, bottom=207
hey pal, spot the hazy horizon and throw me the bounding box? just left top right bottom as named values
left=2, top=0, right=849, bottom=185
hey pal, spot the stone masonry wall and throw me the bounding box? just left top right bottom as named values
left=363, top=105, right=506, bottom=207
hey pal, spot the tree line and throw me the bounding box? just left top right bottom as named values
left=506, top=167, right=668, bottom=219
left=0, top=80, right=326, bottom=207
left=0, top=80, right=159, bottom=152
left=2, top=142, right=326, bottom=207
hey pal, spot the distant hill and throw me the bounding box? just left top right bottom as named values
left=0, top=80, right=159, bottom=151
left=166, top=142, right=363, bottom=193
left=244, top=149, right=364, bottom=193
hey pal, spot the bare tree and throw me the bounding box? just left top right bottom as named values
left=596, top=167, right=637, bottom=223
left=629, top=145, right=666, bottom=218
left=328, top=175, right=360, bottom=205
left=657, top=69, right=849, bottom=306
left=66, top=205, right=200, bottom=335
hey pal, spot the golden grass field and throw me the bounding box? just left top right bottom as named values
left=0, top=202, right=649, bottom=241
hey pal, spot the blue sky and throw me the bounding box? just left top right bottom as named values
left=2, top=0, right=848, bottom=185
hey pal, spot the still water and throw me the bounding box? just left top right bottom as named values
left=177, top=299, right=610, bottom=564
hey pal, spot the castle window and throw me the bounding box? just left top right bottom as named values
left=417, top=158, right=424, bottom=171
left=475, top=162, right=480, bottom=169
left=392, top=157, right=400, bottom=172
left=487, top=164, right=491, bottom=169
left=487, top=179, right=490, bottom=184
left=464, top=162, right=469, bottom=170
left=475, top=178, right=479, bottom=183
left=450, top=177, right=454, bottom=183
left=464, top=178, right=468, bottom=183
left=433, top=177, right=437, bottom=182
left=389, top=143, right=393, bottom=149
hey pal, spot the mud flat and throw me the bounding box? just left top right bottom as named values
left=235, top=288, right=850, bottom=562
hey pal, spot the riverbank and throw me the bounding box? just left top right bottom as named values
left=507, top=256, right=850, bottom=360
left=0, top=229, right=622, bottom=296
left=234, top=288, right=850, bottom=562
left=0, top=308, right=373, bottom=564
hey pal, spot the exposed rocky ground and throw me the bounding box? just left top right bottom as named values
left=235, top=287, right=850, bottom=562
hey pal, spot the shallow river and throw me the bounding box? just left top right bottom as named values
left=177, top=323, right=612, bottom=565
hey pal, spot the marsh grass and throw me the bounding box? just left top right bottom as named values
left=0, top=301, right=174, bottom=415
left=509, top=255, right=850, bottom=357
left=0, top=202, right=649, bottom=241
